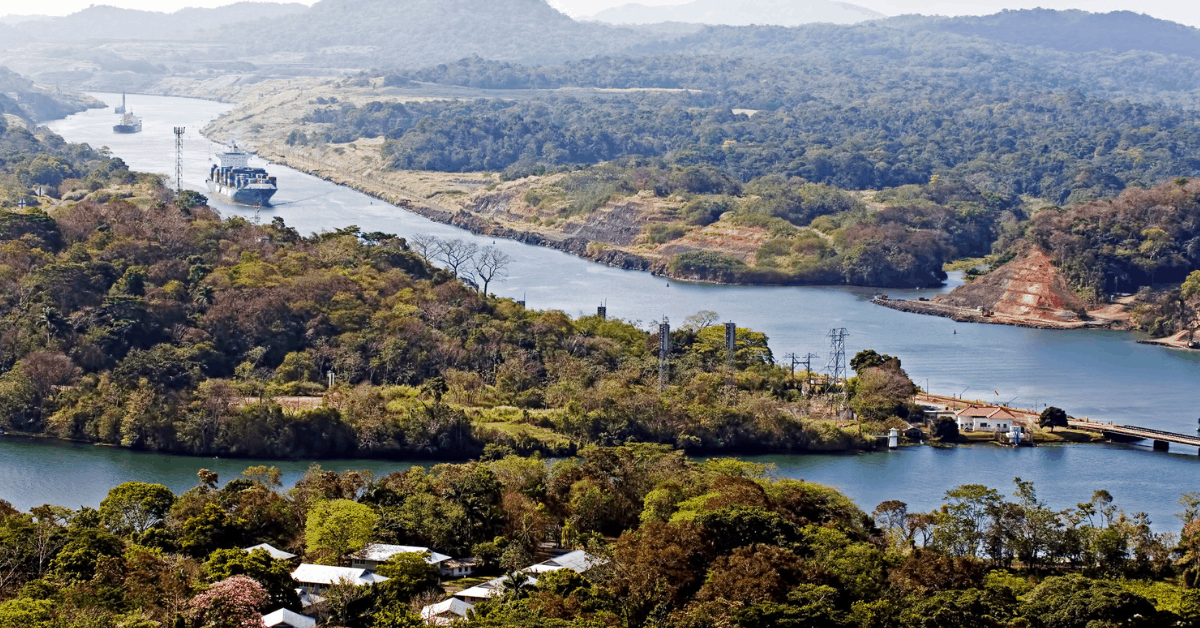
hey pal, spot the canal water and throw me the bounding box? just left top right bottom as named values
left=6, top=92, right=1192, bottom=529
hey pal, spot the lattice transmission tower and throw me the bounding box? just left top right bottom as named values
left=826, top=328, right=849, bottom=396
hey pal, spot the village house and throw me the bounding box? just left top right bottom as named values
left=420, top=598, right=475, bottom=626
left=290, top=564, right=390, bottom=595
left=440, top=558, right=478, bottom=578
left=243, top=543, right=297, bottom=561
left=453, top=550, right=604, bottom=604
left=262, top=608, right=316, bottom=628
left=955, top=406, right=1022, bottom=433
left=349, top=543, right=452, bottom=571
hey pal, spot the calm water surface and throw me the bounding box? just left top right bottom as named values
left=13, top=93, right=1195, bottom=529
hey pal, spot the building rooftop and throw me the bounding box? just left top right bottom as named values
left=955, top=406, right=1019, bottom=420
left=526, top=550, right=605, bottom=574
left=244, top=543, right=297, bottom=561
left=263, top=608, right=315, bottom=628
left=421, top=598, right=474, bottom=625
left=351, top=543, right=451, bottom=565
left=291, top=564, right=390, bottom=587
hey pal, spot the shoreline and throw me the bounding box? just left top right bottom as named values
left=872, top=297, right=1120, bottom=331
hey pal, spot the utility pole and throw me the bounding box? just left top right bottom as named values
left=725, top=321, right=737, bottom=402
left=801, top=352, right=820, bottom=394
left=658, top=318, right=671, bottom=392
left=783, top=353, right=798, bottom=382
left=173, top=127, right=185, bottom=194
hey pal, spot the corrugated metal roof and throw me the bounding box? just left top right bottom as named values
left=351, top=543, right=452, bottom=564
left=244, top=543, right=297, bottom=561
left=263, top=608, right=316, bottom=628
left=290, top=564, right=390, bottom=586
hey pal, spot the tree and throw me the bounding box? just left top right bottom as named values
left=850, top=349, right=899, bottom=373
left=932, top=485, right=1001, bottom=558
left=99, top=482, right=176, bottom=536
left=1020, top=574, right=1156, bottom=628
left=849, top=366, right=915, bottom=421
left=179, top=503, right=243, bottom=558
left=436, top=238, right=478, bottom=278
left=188, top=575, right=268, bottom=628
left=374, top=552, right=441, bottom=606
left=371, top=606, right=425, bottom=628
left=205, top=548, right=301, bottom=611
left=304, top=499, right=379, bottom=565
left=410, top=234, right=439, bottom=262
left=471, top=245, right=511, bottom=295
left=1039, top=407, right=1068, bottom=432
left=0, top=598, right=53, bottom=628
left=873, top=500, right=911, bottom=549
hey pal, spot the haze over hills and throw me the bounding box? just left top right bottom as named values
left=892, top=9, right=1200, bottom=60
left=217, top=0, right=648, bottom=67
left=590, top=0, right=884, bottom=26
left=1, top=3, right=307, bottom=41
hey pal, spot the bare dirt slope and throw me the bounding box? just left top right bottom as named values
left=877, top=250, right=1131, bottom=329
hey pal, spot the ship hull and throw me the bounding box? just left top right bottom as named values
left=206, top=180, right=277, bottom=206
left=113, top=123, right=141, bottom=134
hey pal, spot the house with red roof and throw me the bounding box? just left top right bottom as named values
left=955, top=406, right=1021, bottom=433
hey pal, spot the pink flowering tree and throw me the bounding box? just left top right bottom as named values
left=189, top=575, right=268, bottom=628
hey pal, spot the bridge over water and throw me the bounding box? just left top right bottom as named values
left=1068, top=420, right=1200, bottom=454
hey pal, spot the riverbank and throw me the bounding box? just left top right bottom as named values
left=186, top=78, right=936, bottom=289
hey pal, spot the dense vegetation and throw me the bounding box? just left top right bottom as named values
left=306, top=22, right=1200, bottom=203
left=0, top=128, right=933, bottom=457
left=2, top=450, right=1200, bottom=628
left=507, top=159, right=1019, bottom=287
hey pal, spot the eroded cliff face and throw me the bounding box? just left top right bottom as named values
left=877, top=249, right=1132, bottom=329
left=934, top=250, right=1088, bottom=323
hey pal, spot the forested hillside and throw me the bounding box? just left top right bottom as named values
left=899, top=9, right=1200, bottom=59
left=1, top=126, right=936, bottom=456
left=349, top=23, right=1200, bottom=203
left=1, top=450, right=1199, bottom=628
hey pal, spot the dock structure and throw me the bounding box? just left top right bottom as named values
left=1068, top=420, right=1200, bottom=453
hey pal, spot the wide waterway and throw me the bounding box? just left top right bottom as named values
left=4, top=92, right=1192, bottom=529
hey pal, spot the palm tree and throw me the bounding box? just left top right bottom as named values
left=498, top=571, right=533, bottom=601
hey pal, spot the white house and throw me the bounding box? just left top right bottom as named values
left=455, top=574, right=536, bottom=604
left=955, top=406, right=1020, bottom=433
left=263, top=608, right=316, bottom=628
left=454, top=551, right=604, bottom=604
left=525, top=550, right=604, bottom=574
left=244, top=543, right=297, bottom=561
left=349, top=544, right=452, bottom=570
left=290, top=564, right=390, bottom=594
left=420, top=598, right=474, bottom=626
left=440, top=558, right=478, bottom=578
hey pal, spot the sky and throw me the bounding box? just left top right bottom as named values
left=8, top=0, right=1200, bottom=28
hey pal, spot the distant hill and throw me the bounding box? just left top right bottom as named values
left=892, top=9, right=1200, bottom=60
left=219, top=0, right=650, bottom=68
left=7, top=2, right=307, bottom=42
left=0, top=66, right=101, bottom=122
left=590, top=0, right=884, bottom=26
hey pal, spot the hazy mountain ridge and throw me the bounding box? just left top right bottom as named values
left=887, top=9, right=1200, bottom=60
left=3, top=2, right=307, bottom=42
left=214, top=0, right=652, bottom=68
left=590, top=0, right=884, bottom=26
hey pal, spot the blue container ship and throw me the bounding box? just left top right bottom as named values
left=206, top=143, right=277, bottom=206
